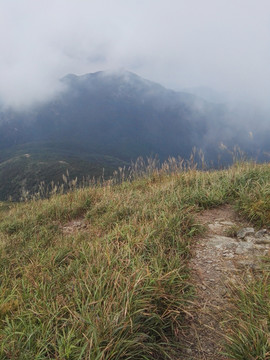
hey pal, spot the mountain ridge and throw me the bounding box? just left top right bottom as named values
left=0, top=70, right=269, bottom=200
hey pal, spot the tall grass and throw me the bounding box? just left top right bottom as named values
left=223, top=273, right=270, bottom=360
left=0, top=159, right=269, bottom=359
left=0, top=161, right=201, bottom=359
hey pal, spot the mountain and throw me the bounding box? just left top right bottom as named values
left=0, top=70, right=269, bottom=200
left=0, top=71, right=211, bottom=159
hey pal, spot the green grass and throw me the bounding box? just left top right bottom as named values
left=0, top=161, right=269, bottom=359
left=223, top=273, right=270, bottom=360
left=0, top=142, right=127, bottom=201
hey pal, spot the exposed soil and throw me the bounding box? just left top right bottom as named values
left=180, top=204, right=269, bottom=359
left=60, top=219, right=87, bottom=234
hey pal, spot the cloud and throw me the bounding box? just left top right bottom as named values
left=0, top=0, right=270, bottom=108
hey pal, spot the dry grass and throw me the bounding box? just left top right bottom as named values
left=0, top=160, right=269, bottom=359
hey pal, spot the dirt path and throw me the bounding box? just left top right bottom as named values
left=180, top=204, right=270, bottom=359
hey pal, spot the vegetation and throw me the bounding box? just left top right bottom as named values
left=0, top=143, right=126, bottom=201
left=224, top=272, right=270, bottom=360
left=0, top=159, right=269, bottom=359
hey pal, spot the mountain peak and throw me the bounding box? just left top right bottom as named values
left=61, top=69, right=163, bottom=91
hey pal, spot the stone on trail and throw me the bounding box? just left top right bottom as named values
left=235, top=242, right=254, bottom=255
left=254, top=237, right=270, bottom=245
left=237, top=227, right=255, bottom=240
left=219, top=221, right=235, bottom=226
left=255, top=229, right=268, bottom=238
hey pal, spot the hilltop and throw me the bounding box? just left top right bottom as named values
left=0, top=160, right=269, bottom=359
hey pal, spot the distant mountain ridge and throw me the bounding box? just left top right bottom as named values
left=0, top=70, right=269, bottom=200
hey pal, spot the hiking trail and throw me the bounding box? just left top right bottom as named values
left=180, top=204, right=270, bottom=359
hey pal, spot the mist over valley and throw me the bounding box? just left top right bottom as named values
left=0, top=70, right=269, bottom=200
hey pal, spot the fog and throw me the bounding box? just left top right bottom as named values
left=0, top=0, right=270, bottom=109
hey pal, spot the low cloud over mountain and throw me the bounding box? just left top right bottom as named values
left=0, top=70, right=269, bottom=200
left=1, top=70, right=269, bottom=159
left=0, top=1, right=270, bottom=108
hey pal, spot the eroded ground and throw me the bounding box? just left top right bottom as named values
left=181, top=205, right=270, bottom=359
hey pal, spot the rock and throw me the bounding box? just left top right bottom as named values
left=237, top=261, right=260, bottom=270
left=223, top=253, right=234, bottom=258
left=235, top=247, right=244, bottom=255
left=237, top=227, right=255, bottom=240
left=72, top=221, right=83, bottom=227
left=220, top=221, right=235, bottom=226
left=254, top=237, right=270, bottom=245
left=245, top=236, right=256, bottom=243
left=209, top=223, right=223, bottom=231
left=253, top=244, right=267, bottom=250
left=255, top=229, right=268, bottom=238
left=235, top=242, right=253, bottom=254
left=209, top=235, right=237, bottom=250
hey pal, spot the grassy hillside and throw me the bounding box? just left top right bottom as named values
left=0, top=161, right=269, bottom=359
left=0, top=143, right=127, bottom=201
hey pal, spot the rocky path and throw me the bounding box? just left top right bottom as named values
left=180, top=204, right=270, bottom=359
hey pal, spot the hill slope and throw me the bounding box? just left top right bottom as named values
left=0, top=161, right=269, bottom=359
left=0, top=143, right=126, bottom=201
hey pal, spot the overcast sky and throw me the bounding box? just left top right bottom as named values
left=1, top=0, right=270, bottom=107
